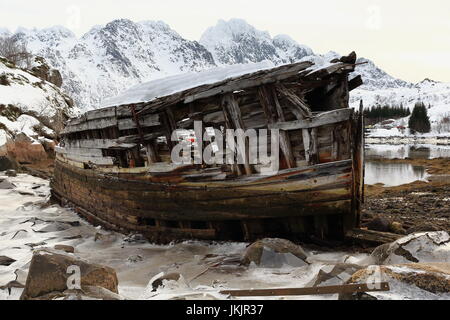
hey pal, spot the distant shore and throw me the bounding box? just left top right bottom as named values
left=366, top=136, right=450, bottom=145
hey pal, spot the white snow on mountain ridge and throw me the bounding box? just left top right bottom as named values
left=13, top=19, right=216, bottom=110
left=200, top=19, right=314, bottom=66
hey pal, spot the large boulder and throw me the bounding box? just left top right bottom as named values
left=242, top=238, right=309, bottom=268
left=6, top=133, right=48, bottom=164
left=340, top=263, right=450, bottom=300
left=30, top=56, right=63, bottom=88
left=20, top=250, right=119, bottom=300
left=0, top=155, right=19, bottom=171
left=368, top=231, right=450, bottom=265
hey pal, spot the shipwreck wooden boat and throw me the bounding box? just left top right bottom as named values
left=51, top=53, right=365, bottom=243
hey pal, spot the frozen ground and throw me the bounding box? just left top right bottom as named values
left=0, top=173, right=448, bottom=300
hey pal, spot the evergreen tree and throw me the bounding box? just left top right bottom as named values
left=408, top=102, right=431, bottom=134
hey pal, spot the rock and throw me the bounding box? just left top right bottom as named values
left=5, top=169, right=17, bottom=177
left=0, top=179, right=15, bottom=189
left=20, top=250, right=118, bottom=300
left=389, top=222, right=406, bottom=235
left=368, top=231, right=450, bottom=265
left=5, top=134, right=49, bottom=164
left=54, top=245, right=75, bottom=253
left=0, top=156, right=19, bottom=171
left=364, top=216, right=391, bottom=232
left=0, top=256, right=16, bottom=266
left=242, top=238, right=308, bottom=268
left=94, top=232, right=117, bottom=243
left=150, top=272, right=185, bottom=292
left=30, top=56, right=63, bottom=88
left=340, top=263, right=450, bottom=300
left=306, top=263, right=364, bottom=287
left=127, top=255, right=143, bottom=263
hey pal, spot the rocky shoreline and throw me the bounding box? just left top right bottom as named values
left=363, top=157, right=450, bottom=236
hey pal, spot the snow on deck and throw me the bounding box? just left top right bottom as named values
left=101, top=61, right=275, bottom=108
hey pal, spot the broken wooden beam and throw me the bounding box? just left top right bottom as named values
left=270, top=109, right=353, bottom=131
left=346, top=228, right=402, bottom=244
left=349, top=75, right=363, bottom=91
left=220, top=282, right=390, bottom=297
left=221, top=93, right=252, bottom=175
left=275, top=84, right=312, bottom=118
left=257, top=85, right=296, bottom=168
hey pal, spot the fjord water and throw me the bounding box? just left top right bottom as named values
left=364, top=144, right=450, bottom=187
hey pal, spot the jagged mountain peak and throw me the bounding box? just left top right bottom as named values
left=200, top=18, right=313, bottom=66
left=272, top=34, right=298, bottom=48
left=0, top=27, right=10, bottom=36
left=16, top=25, right=76, bottom=40
left=353, top=57, right=414, bottom=91
left=201, top=18, right=272, bottom=45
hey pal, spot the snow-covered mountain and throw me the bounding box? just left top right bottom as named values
left=2, top=18, right=449, bottom=130
left=13, top=19, right=216, bottom=110
left=6, top=18, right=318, bottom=110
left=200, top=19, right=313, bottom=65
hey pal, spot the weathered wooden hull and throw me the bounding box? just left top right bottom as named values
left=51, top=57, right=365, bottom=243
left=51, top=158, right=358, bottom=243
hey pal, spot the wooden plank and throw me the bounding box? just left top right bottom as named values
left=305, top=62, right=355, bottom=80
left=349, top=75, right=363, bottom=91
left=220, top=282, right=390, bottom=297
left=60, top=153, right=115, bottom=166
left=302, top=129, right=311, bottom=164
left=117, top=114, right=160, bottom=131
left=221, top=93, right=252, bottom=175
left=346, top=228, right=402, bottom=244
left=65, top=138, right=136, bottom=150
left=270, top=109, right=353, bottom=131
left=275, top=84, right=312, bottom=118
left=62, top=117, right=118, bottom=133
left=85, top=107, right=116, bottom=121
left=117, top=131, right=165, bottom=144
left=183, top=61, right=313, bottom=105
left=310, top=127, right=319, bottom=165
left=55, top=146, right=103, bottom=157
left=145, top=142, right=159, bottom=164
left=257, top=85, right=296, bottom=168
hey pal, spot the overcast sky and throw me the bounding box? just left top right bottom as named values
left=1, top=0, right=450, bottom=82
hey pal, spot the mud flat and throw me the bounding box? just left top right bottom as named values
left=363, top=158, right=450, bottom=234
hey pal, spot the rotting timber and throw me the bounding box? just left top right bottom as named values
left=51, top=52, right=366, bottom=243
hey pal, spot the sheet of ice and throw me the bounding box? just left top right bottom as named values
left=101, top=61, right=275, bottom=108
left=0, top=173, right=448, bottom=301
